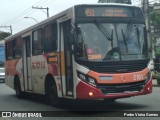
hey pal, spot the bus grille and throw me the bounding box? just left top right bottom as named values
left=98, top=81, right=145, bottom=94
left=91, top=62, right=147, bottom=73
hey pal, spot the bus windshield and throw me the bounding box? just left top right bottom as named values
left=75, top=22, right=148, bottom=61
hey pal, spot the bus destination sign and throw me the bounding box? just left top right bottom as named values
left=84, top=7, right=132, bottom=17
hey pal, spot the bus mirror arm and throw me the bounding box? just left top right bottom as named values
left=75, top=27, right=81, bottom=35
left=69, top=32, right=75, bottom=45
left=71, top=23, right=75, bottom=29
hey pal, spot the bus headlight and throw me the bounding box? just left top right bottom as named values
left=88, top=77, right=96, bottom=87
left=145, top=71, right=151, bottom=83
left=77, top=71, right=97, bottom=87
left=78, top=72, right=86, bottom=81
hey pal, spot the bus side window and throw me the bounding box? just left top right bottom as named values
left=44, top=22, right=57, bottom=53
left=6, top=41, right=13, bottom=60
left=32, top=28, right=43, bottom=55
left=14, top=37, right=22, bottom=58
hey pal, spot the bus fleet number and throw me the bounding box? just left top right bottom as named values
left=133, top=74, right=144, bottom=81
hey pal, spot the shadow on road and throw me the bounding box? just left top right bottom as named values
left=1, top=91, right=152, bottom=117
left=12, top=93, right=149, bottom=111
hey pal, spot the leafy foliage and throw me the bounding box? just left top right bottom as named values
left=150, top=12, right=160, bottom=25
left=150, top=11, right=160, bottom=57
left=0, top=31, right=11, bottom=40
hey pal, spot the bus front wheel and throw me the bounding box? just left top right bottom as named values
left=46, top=80, right=60, bottom=106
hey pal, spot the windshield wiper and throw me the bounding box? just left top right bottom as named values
left=94, top=21, right=113, bottom=41
left=122, top=20, right=134, bottom=42
left=136, top=26, right=141, bottom=49
left=120, top=20, right=135, bottom=52
left=121, top=29, right=128, bottom=52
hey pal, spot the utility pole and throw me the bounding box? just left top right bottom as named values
left=0, top=25, right=12, bottom=35
left=32, top=6, right=49, bottom=18
left=142, top=0, right=152, bottom=59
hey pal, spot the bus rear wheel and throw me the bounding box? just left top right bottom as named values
left=46, top=80, right=60, bottom=106
left=15, top=79, right=24, bottom=98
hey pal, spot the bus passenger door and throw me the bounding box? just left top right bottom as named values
left=61, top=20, right=74, bottom=96
left=23, top=36, right=32, bottom=91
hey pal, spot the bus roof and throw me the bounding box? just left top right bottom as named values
left=83, top=3, right=137, bottom=7
left=4, top=3, right=140, bottom=42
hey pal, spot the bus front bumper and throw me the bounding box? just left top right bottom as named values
left=76, top=78, right=152, bottom=99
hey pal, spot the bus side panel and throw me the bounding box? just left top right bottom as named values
left=31, top=55, right=48, bottom=94
left=15, top=58, right=23, bottom=91
left=45, top=52, right=62, bottom=97
left=5, top=59, right=23, bottom=90
left=31, top=53, right=62, bottom=96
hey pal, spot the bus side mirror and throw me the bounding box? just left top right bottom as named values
left=69, top=32, right=75, bottom=45
left=76, top=27, right=81, bottom=34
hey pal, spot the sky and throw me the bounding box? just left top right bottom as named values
left=0, top=0, right=145, bottom=34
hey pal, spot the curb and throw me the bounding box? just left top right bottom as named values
left=152, top=79, right=159, bottom=87
left=153, top=85, right=160, bottom=87
left=0, top=118, right=11, bottom=120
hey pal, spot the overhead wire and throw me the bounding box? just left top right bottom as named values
left=8, top=10, right=38, bottom=25
left=2, top=0, right=160, bottom=26
left=1, top=8, right=34, bottom=25
left=42, top=0, right=56, bottom=7
left=3, top=9, right=39, bottom=25
left=1, top=0, right=52, bottom=26
left=35, top=0, right=50, bottom=7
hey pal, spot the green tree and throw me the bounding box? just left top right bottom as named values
left=0, top=31, right=11, bottom=40
left=150, top=11, right=160, bottom=57
left=150, top=11, right=160, bottom=25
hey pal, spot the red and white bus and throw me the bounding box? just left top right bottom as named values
left=5, top=3, right=152, bottom=106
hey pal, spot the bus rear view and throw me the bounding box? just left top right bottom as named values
left=74, top=4, right=152, bottom=100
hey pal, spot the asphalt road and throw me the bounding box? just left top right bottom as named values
left=0, top=82, right=160, bottom=120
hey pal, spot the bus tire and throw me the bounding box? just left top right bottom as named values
left=14, top=78, right=24, bottom=99
left=45, top=79, right=60, bottom=106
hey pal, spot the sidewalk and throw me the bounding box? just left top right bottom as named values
left=153, top=79, right=159, bottom=87
left=0, top=118, right=11, bottom=120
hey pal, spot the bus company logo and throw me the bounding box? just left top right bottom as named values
left=2, top=112, right=11, bottom=117
left=121, top=75, right=126, bottom=82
